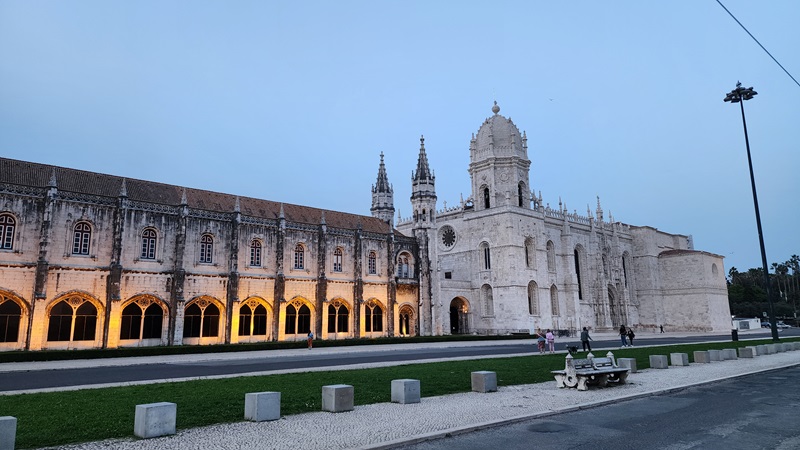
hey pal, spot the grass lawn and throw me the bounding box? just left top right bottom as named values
left=0, top=338, right=792, bottom=449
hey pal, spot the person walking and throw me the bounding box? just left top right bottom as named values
left=536, top=333, right=546, bottom=354
left=619, top=325, right=628, bottom=347
left=580, top=327, right=593, bottom=352
left=545, top=329, right=555, bottom=354
left=307, top=331, right=314, bottom=349
left=627, top=328, right=636, bottom=347
left=660, top=325, right=664, bottom=333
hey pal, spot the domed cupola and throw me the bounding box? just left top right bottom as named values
left=468, top=101, right=532, bottom=211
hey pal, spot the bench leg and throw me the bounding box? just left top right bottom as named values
left=553, top=374, right=566, bottom=388
left=616, top=372, right=628, bottom=384
left=596, top=374, right=609, bottom=387
left=577, top=377, right=589, bottom=391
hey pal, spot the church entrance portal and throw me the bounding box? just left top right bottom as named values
left=449, top=297, right=469, bottom=334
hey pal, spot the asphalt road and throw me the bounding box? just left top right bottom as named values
left=0, top=329, right=793, bottom=393
left=403, top=365, right=800, bottom=450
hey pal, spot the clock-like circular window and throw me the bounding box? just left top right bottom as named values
left=440, top=226, right=456, bottom=249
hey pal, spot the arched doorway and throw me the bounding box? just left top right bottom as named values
left=608, top=285, right=626, bottom=328
left=449, top=297, right=469, bottom=334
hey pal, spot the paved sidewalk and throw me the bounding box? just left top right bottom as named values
left=39, top=335, right=797, bottom=450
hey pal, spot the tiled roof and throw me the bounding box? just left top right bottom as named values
left=0, top=157, right=391, bottom=234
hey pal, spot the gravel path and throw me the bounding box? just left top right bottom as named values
left=48, top=347, right=800, bottom=450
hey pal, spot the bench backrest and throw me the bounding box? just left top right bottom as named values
left=591, top=357, right=616, bottom=368
left=572, top=359, right=593, bottom=369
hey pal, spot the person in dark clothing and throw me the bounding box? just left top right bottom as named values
left=580, top=327, right=593, bottom=352
left=627, top=328, right=636, bottom=346
left=619, top=325, right=628, bottom=347
left=660, top=325, right=664, bottom=333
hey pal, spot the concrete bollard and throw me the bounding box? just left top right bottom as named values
left=774, top=343, right=784, bottom=353
left=693, top=351, right=711, bottom=363
left=391, top=379, right=421, bottom=404
left=322, top=384, right=354, bottom=413
left=0, top=416, right=17, bottom=450
left=707, top=350, right=722, bottom=361
left=766, top=344, right=777, bottom=354
left=738, top=347, right=755, bottom=358
left=134, top=402, right=176, bottom=439
left=649, top=355, right=668, bottom=369
left=618, top=357, right=637, bottom=373
left=471, top=371, right=497, bottom=393
left=670, top=353, right=689, bottom=366
left=756, top=345, right=768, bottom=355
left=722, top=349, right=738, bottom=360
left=244, top=392, right=281, bottom=422
left=793, top=342, right=800, bottom=351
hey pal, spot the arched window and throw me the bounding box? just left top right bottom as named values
left=47, top=298, right=97, bottom=341
left=333, top=247, right=343, bottom=272
left=480, top=242, right=491, bottom=270
left=399, top=307, right=413, bottom=336
left=239, top=303, right=268, bottom=336
left=0, top=214, right=15, bottom=250
left=0, top=298, right=22, bottom=342
left=528, top=281, right=539, bottom=315
left=546, top=241, right=556, bottom=271
left=72, top=222, right=91, bottom=255
left=623, top=252, right=630, bottom=287
left=518, top=183, right=525, bottom=207
left=294, top=244, right=305, bottom=270
left=365, top=301, right=383, bottom=332
left=525, top=238, right=535, bottom=268
left=368, top=251, right=377, bottom=275
left=250, top=240, right=262, bottom=267
left=481, top=284, right=494, bottom=316
left=483, top=187, right=490, bottom=209
left=398, top=254, right=410, bottom=278
left=182, top=300, right=219, bottom=338
left=574, top=248, right=583, bottom=300
left=421, top=209, right=426, bottom=222
left=327, top=300, right=349, bottom=333
left=550, top=285, right=559, bottom=315
left=141, top=228, right=157, bottom=260
left=284, top=302, right=311, bottom=335
left=120, top=301, right=163, bottom=340
left=199, top=234, right=213, bottom=264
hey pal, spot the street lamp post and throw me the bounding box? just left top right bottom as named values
left=723, top=82, right=779, bottom=341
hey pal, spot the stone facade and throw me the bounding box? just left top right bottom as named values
left=396, top=102, right=730, bottom=336
left=0, top=102, right=731, bottom=352
left=0, top=159, right=418, bottom=351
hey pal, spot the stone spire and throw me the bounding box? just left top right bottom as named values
left=596, top=196, right=604, bottom=222
left=119, top=178, right=127, bottom=197
left=48, top=168, right=57, bottom=188
left=371, top=152, right=395, bottom=227
left=412, top=135, right=433, bottom=182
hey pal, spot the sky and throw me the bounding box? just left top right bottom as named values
left=1, top=1, right=798, bottom=274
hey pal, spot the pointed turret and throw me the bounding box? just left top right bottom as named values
left=371, top=152, right=395, bottom=228
left=411, top=135, right=437, bottom=226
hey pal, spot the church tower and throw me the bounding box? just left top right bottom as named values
left=370, top=152, right=394, bottom=228
left=468, top=101, right=531, bottom=210
left=411, top=135, right=436, bottom=335
left=411, top=135, right=437, bottom=226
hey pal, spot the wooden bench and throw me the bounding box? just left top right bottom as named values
left=552, top=353, right=629, bottom=391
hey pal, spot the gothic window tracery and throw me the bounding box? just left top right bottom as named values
left=365, top=300, right=383, bottom=332
left=327, top=299, right=349, bottom=333
left=120, top=297, right=163, bottom=340
left=397, top=253, right=412, bottom=278
left=480, top=242, right=491, bottom=270
left=333, top=247, right=343, bottom=272
left=72, top=222, right=91, bottom=255
left=0, top=214, right=15, bottom=250
left=250, top=239, right=262, bottom=267
left=284, top=299, right=311, bottom=335
left=294, top=244, right=305, bottom=270
left=525, top=237, right=535, bottom=268
left=0, top=295, right=22, bottom=343
left=550, top=285, right=559, bottom=315
left=481, top=284, right=494, bottom=316
left=141, top=228, right=157, bottom=260
left=47, top=296, right=98, bottom=342
left=368, top=251, right=377, bottom=275
left=546, top=241, right=556, bottom=272
left=199, top=234, right=214, bottom=264
left=239, top=299, right=268, bottom=336
left=182, top=298, right=220, bottom=338
left=528, top=281, right=539, bottom=315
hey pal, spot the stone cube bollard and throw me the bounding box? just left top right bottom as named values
left=391, top=379, right=421, bottom=404
left=722, top=349, right=738, bottom=360
left=244, top=392, right=281, bottom=422
left=738, top=347, right=755, bottom=358
left=708, top=350, right=722, bottom=361
left=693, top=351, right=711, bottom=363
left=756, top=344, right=768, bottom=355
left=649, top=355, right=668, bottom=369
left=782, top=343, right=792, bottom=352
left=471, top=371, right=497, bottom=393
left=0, top=416, right=17, bottom=450
left=670, top=353, right=689, bottom=366
left=618, top=357, right=637, bottom=373
left=766, top=344, right=777, bottom=354
left=322, top=384, right=354, bottom=413
left=134, top=402, right=176, bottom=439
left=793, top=342, right=800, bottom=351
left=775, top=343, right=784, bottom=353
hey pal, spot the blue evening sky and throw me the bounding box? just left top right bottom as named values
left=1, top=1, right=798, bottom=274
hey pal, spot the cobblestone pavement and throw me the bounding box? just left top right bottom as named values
left=44, top=338, right=800, bottom=450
